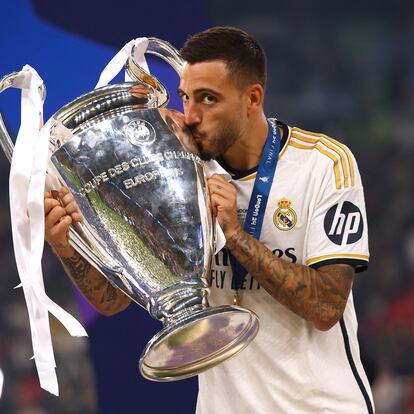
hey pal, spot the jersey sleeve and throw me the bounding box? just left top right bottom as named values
left=304, top=149, right=369, bottom=272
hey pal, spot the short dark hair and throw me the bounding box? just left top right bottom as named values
left=180, top=26, right=267, bottom=90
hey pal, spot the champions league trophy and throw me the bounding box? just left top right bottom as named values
left=0, top=38, right=259, bottom=382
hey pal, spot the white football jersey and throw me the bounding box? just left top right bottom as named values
left=196, top=121, right=374, bottom=414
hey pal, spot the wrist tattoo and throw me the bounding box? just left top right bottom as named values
left=60, top=251, right=118, bottom=306
left=61, top=251, right=91, bottom=281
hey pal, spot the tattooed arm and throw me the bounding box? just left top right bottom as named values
left=226, top=229, right=353, bottom=331
left=208, top=174, right=354, bottom=331
left=45, top=188, right=131, bottom=316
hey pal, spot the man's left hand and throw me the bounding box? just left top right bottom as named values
left=207, top=174, right=242, bottom=239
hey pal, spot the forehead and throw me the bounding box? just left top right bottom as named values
left=179, top=60, right=233, bottom=93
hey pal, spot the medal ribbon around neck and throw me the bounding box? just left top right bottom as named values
left=230, top=119, right=281, bottom=304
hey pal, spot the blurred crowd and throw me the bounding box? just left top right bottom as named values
left=356, top=143, right=414, bottom=413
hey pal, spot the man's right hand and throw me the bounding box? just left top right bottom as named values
left=44, top=187, right=82, bottom=258
left=44, top=188, right=131, bottom=315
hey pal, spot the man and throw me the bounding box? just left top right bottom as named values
left=45, top=27, right=374, bottom=413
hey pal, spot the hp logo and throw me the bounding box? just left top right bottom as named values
left=324, top=201, right=363, bottom=245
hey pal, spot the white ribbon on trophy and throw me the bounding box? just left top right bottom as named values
left=95, top=37, right=150, bottom=88
left=9, top=65, right=88, bottom=396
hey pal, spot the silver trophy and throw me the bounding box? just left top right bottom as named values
left=0, top=38, right=259, bottom=381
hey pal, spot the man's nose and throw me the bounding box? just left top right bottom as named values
left=184, top=103, right=201, bottom=126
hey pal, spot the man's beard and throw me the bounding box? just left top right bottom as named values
left=194, top=120, right=241, bottom=161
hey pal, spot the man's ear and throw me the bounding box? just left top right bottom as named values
left=246, top=83, right=265, bottom=114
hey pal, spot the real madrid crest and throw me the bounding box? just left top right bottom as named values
left=274, top=198, right=297, bottom=231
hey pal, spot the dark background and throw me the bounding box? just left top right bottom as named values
left=0, top=1, right=413, bottom=413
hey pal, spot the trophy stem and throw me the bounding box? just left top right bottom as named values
left=139, top=305, right=259, bottom=381
left=163, top=303, right=206, bottom=327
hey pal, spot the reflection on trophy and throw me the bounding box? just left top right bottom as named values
left=0, top=38, right=259, bottom=381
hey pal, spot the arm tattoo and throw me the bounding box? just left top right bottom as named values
left=60, top=252, right=92, bottom=282
left=226, top=229, right=354, bottom=329
left=60, top=251, right=130, bottom=315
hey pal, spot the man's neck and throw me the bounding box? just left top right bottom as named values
left=222, top=114, right=269, bottom=171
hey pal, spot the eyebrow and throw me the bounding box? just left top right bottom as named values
left=177, top=87, right=224, bottom=99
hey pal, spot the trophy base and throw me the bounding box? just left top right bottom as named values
left=139, top=305, right=259, bottom=381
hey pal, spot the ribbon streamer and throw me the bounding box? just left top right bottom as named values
left=9, top=65, right=87, bottom=396
left=95, top=37, right=149, bottom=88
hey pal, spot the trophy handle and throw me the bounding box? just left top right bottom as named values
left=0, top=72, right=124, bottom=282
left=0, top=112, right=13, bottom=163
left=146, top=38, right=185, bottom=75
left=126, top=37, right=185, bottom=108
left=0, top=71, right=47, bottom=162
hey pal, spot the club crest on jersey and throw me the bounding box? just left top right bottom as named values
left=274, top=198, right=297, bottom=231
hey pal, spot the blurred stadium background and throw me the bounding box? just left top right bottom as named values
left=0, top=0, right=413, bottom=412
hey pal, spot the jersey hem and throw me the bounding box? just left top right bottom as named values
left=309, top=258, right=369, bottom=273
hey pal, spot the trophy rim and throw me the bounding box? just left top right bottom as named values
left=138, top=305, right=260, bottom=381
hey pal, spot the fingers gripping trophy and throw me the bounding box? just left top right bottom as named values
left=0, top=37, right=259, bottom=391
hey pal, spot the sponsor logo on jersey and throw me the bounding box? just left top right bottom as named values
left=211, top=247, right=297, bottom=291
left=273, top=198, right=297, bottom=231
left=324, top=201, right=363, bottom=245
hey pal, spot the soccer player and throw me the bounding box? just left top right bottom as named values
left=45, top=26, right=374, bottom=413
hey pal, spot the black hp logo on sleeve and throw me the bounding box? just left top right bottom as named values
left=324, top=201, right=363, bottom=245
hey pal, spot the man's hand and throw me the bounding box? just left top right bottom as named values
left=45, top=188, right=131, bottom=315
left=44, top=187, right=82, bottom=258
left=207, top=174, right=242, bottom=239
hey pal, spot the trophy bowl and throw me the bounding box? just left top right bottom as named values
left=0, top=38, right=260, bottom=381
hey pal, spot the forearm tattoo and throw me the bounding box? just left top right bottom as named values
left=226, top=229, right=354, bottom=327
left=60, top=251, right=127, bottom=314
